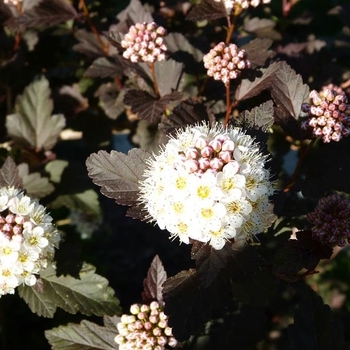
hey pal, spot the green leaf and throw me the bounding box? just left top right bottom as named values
left=50, top=189, right=101, bottom=217
left=45, top=316, right=119, bottom=350
left=6, top=76, right=66, bottom=151
left=45, top=159, right=69, bottom=184
left=18, top=263, right=121, bottom=318
left=18, top=163, right=54, bottom=198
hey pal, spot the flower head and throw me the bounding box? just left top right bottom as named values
left=4, top=0, right=22, bottom=5
left=0, top=187, right=59, bottom=296
left=214, top=0, right=271, bottom=13
left=307, top=193, right=350, bottom=247
left=203, top=42, right=250, bottom=85
left=301, top=89, right=350, bottom=143
left=114, top=301, right=177, bottom=350
left=139, top=123, right=276, bottom=250
left=121, top=22, right=167, bottom=63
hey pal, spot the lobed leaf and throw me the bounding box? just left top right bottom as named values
left=84, top=57, right=123, bottom=78
left=159, top=98, right=215, bottom=136
left=238, top=100, right=275, bottom=132
left=241, top=38, right=274, bottom=67
left=6, top=76, right=66, bottom=151
left=142, top=255, right=167, bottom=303
left=186, top=0, right=228, bottom=21
left=5, top=0, right=78, bottom=32
left=86, top=148, right=151, bottom=207
left=0, top=156, right=22, bottom=189
left=123, top=89, right=182, bottom=123
left=45, top=316, right=119, bottom=350
left=18, top=263, right=121, bottom=318
left=273, top=230, right=333, bottom=280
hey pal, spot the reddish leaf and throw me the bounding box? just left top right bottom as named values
left=84, top=57, right=123, bottom=78
left=86, top=148, right=151, bottom=207
left=241, top=38, right=274, bottom=67
left=5, top=0, right=78, bottom=32
left=186, top=0, right=228, bottom=21
left=73, top=29, right=107, bottom=59
left=0, top=157, right=23, bottom=189
left=124, top=90, right=182, bottom=123
left=142, top=255, right=167, bottom=304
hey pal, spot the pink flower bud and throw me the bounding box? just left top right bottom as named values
left=208, top=139, right=222, bottom=152
left=198, top=157, right=210, bottom=170
left=218, top=150, right=232, bottom=163
left=201, top=146, right=214, bottom=158
left=184, top=159, right=199, bottom=173
left=210, top=158, right=224, bottom=170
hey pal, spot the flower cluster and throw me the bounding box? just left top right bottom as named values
left=0, top=187, right=60, bottom=296
left=139, top=123, right=276, bottom=250
left=203, top=42, right=250, bottom=85
left=307, top=193, right=350, bottom=247
left=121, top=22, right=167, bottom=63
left=214, top=0, right=271, bottom=13
left=301, top=89, right=350, bottom=143
left=115, top=301, right=177, bottom=350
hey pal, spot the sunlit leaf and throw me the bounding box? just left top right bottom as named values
left=6, top=76, right=66, bottom=151
left=18, top=263, right=121, bottom=318
left=0, top=156, right=22, bottom=189
left=18, top=163, right=54, bottom=198
left=86, top=148, right=150, bottom=208
left=45, top=315, right=119, bottom=350
left=142, top=255, right=167, bottom=303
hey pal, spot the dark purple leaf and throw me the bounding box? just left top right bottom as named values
left=238, top=100, right=274, bottom=132
left=94, top=82, right=125, bottom=120
left=102, top=31, right=124, bottom=52
left=243, top=17, right=282, bottom=41
left=163, top=269, right=230, bottom=341
left=159, top=98, right=215, bottom=136
left=241, top=38, right=274, bottom=67
left=235, top=62, right=279, bottom=101
left=191, top=242, right=235, bottom=288
left=154, top=59, right=184, bottom=96
left=124, top=89, right=182, bottom=123
left=289, top=283, right=346, bottom=350
left=164, top=32, right=204, bottom=63
left=273, top=230, right=333, bottom=280
left=0, top=157, right=23, bottom=189
left=186, top=0, right=228, bottom=22
left=84, top=57, right=123, bottom=78
left=86, top=148, right=151, bottom=207
left=142, top=255, right=167, bottom=303
left=5, top=0, right=78, bottom=32
left=271, top=61, right=310, bottom=120
left=73, top=29, right=107, bottom=59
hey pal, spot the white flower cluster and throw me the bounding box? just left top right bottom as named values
left=139, top=123, right=276, bottom=250
left=115, top=301, right=177, bottom=350
left=214, top=0, right=271, bottom=13
left=121, top=22, right=167, bottom=63
left=0, top=187, right=60, bottom=296
left=203, top=42, right=250, bottom=85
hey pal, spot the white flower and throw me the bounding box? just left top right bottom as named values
left=0, top=186, right=60, bottom=297
left=139, top=122, right=276, bottom=249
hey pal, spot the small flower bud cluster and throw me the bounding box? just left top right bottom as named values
left=114, top=301, right=177, bottom=350
left=0, top=187, right=60, bottom=296
left=140, top=122, right=276, bottom=250
left=301, top=89, right=350, bottom=143
left=121, top=22, right=167, bottom=63
left=203, top=42, right=250, bottom=85
left=214, top=0, right=271, bottom=13
left=307, top=193, right=350, bottom=247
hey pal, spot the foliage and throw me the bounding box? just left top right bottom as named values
left=0, top=0, right=350, bottom=349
